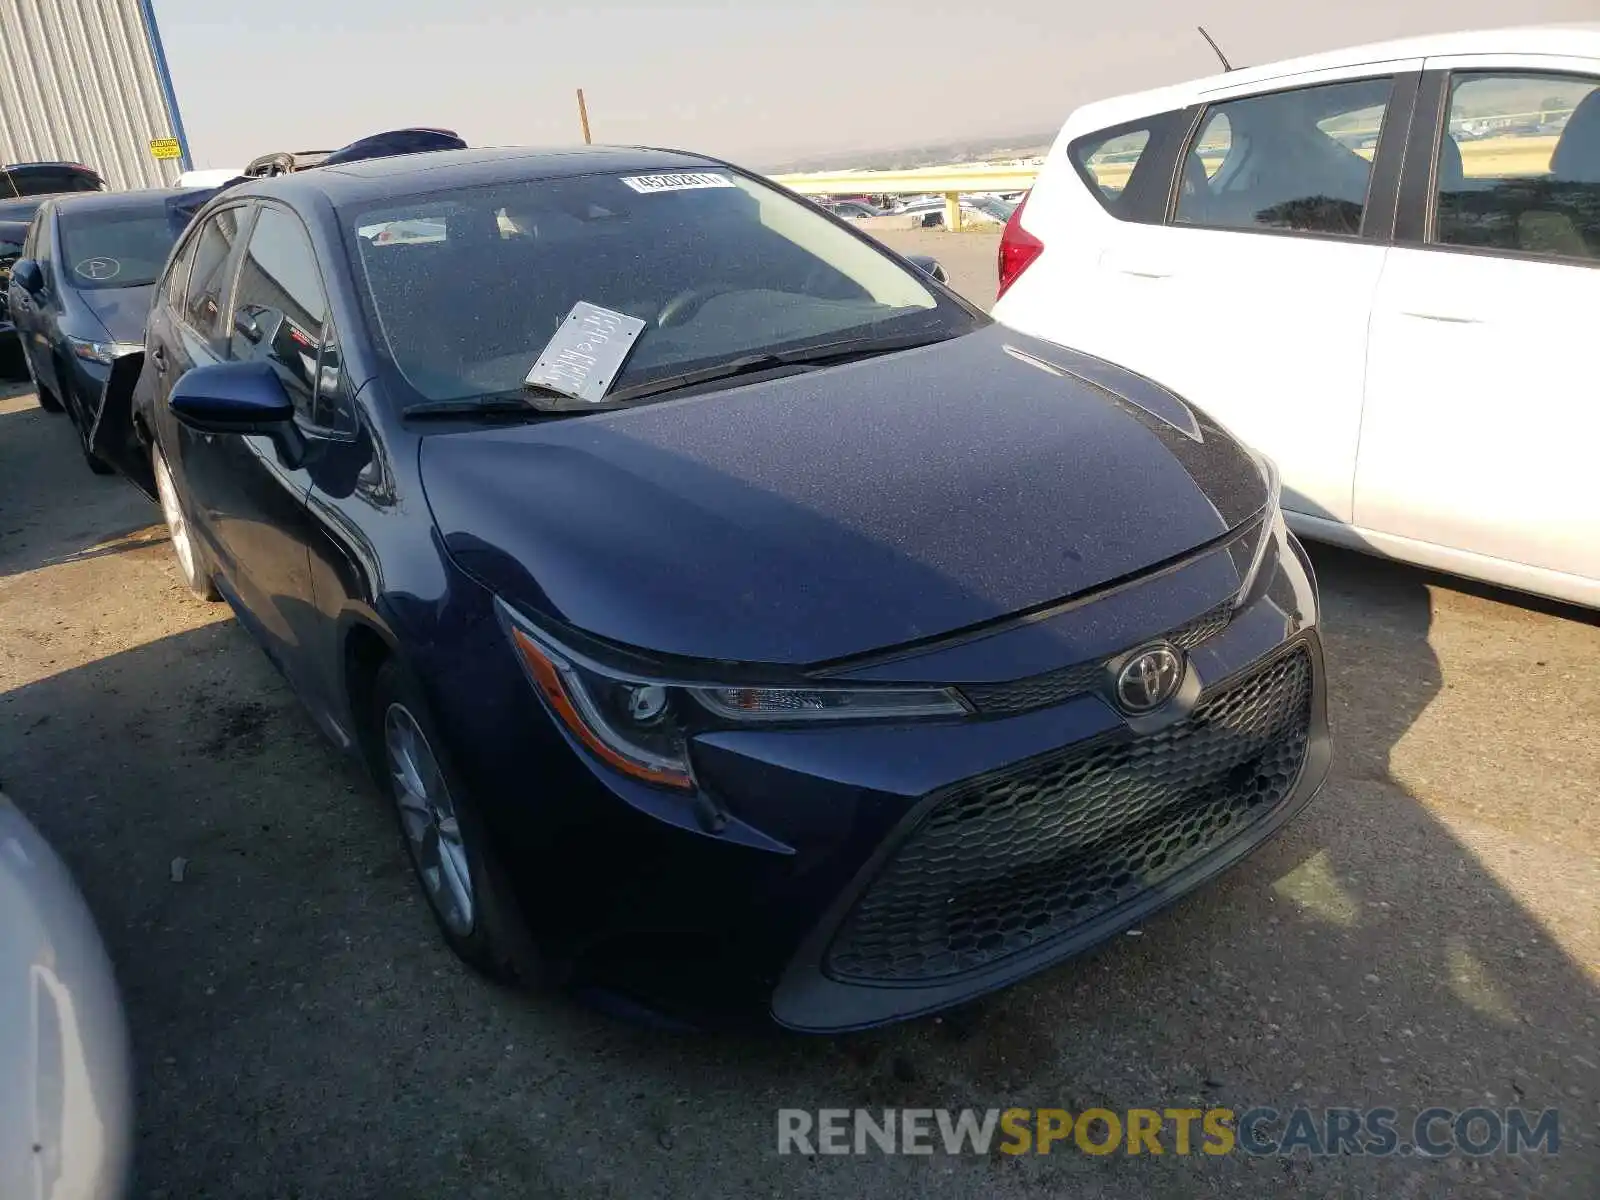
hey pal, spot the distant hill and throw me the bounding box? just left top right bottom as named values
left=760, top=131, right=1057, bottom=174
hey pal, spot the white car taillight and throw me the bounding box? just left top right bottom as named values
left=997, top=190, right=1044, bottom=300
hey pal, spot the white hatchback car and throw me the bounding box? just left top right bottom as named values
left=993, top=24, right=1600, bottom=608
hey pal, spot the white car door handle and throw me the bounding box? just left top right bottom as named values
left=1401, top=310, right=1482, bottom=324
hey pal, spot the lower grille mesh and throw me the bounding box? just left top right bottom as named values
left=826, top=646, right=1313, bottom=983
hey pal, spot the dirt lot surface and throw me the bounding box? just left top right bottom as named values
left=2, top=286, right=1597, bottom=1200
left=875, top=227, right=1002, bottom=308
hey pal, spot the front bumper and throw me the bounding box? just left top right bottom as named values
left=770, top=631, right=1328, bottom=1030
left=448, top=523, right=1329, bottom=1030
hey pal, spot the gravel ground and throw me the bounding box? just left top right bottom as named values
left=874, top=227, right=1002, bottom=309
left=1, top=279, right=1597, bottom=1200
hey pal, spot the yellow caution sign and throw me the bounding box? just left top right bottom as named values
left=149, top=137, right=182, bottom=160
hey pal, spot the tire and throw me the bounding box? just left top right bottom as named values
left=60, top=375, right=114, bottom=475
left=369, top=659, right=544, bottom=986
left=151, top=444, right=220, bottom=600
left=33, top=372, right=63, bottom=413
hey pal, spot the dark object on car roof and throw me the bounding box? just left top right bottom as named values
left=321, top=127, right=465, bottom=166
left=0, top=162, right=104, bottom=199
left=243, top=128, right=466, bottom=178
left=243, top=149, right=332, bottom=178
left=173, top=128, right=470, bottom=230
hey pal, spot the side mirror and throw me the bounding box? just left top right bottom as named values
left=905, top=255, right=949, bottom=285
left=233, top=308, right=264, bottom=345
left=168, top=361, right=306, bottom=467
left=11, top=258, right=43, bottom=295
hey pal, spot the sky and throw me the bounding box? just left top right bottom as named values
left=152, top=0, right=1599, bottom=170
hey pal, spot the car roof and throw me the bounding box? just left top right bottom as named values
left=231, top=145, right=725, bottom=208
left=1068, top=23, right=1600, bottom=129
left=0, top=196, right=45, bottom=220
left=47, top=187, right=205, bottom=217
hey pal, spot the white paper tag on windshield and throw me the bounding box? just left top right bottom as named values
left=619, top=172, right=735, bottom=194
left=525, top=302, right=646, bottom=404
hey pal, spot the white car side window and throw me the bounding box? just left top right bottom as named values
left=1175, top=76, right=1395, bottom=237
left=1433, top=71, right=1600, bottom=264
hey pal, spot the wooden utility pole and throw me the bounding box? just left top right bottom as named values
left=576, top=89, right=592, bottom=144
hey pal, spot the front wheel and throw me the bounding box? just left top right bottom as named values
left=371, top=659, right=543, bottom=986
left=25, top=354, right=63, bottom=412
left=152, top=444, right=218, bottom=600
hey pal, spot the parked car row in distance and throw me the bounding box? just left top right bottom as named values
left=1, top=163, right=108, bottom=377
left=6, top=189, right=195, bottom=471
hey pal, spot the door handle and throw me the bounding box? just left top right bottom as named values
left=1401, top=310, right=1481, bottom=324
left=151, top=345, right=168, bottom=372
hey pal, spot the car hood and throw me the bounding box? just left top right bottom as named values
left=75, top=285, right=155, bottom=344
left=421, top=326, right=1268, bottom=665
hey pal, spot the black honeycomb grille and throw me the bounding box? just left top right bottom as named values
left=958, top=601, right=1234, bottom=716
left=826, top=646, right=1313, bottom=983
left=1168, top=601, right=1235, bottom=652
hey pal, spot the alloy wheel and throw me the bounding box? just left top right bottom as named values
left=385, top=703, right=475, bottom=936
left=152, top=450, right=197, bottom=584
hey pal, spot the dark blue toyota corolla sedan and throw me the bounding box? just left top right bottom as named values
left=99, top=146, right=1329, bottom=1031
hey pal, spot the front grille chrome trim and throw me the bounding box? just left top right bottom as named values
left=957, top=599, right=1234, bottom=716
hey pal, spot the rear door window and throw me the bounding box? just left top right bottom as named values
left=1175, top=76, right=1396, bottom=236
left=163, top=229, right=200, bottom=310
left=182, top=206, right=247, bottom=343
left=229, top=205, right=332, bottom=425
left=1068, top=109, right=1192, bottom=223
left=1076, top=129, right=1151, bottom=201
left=1432, top=71, right=1600, bottom=262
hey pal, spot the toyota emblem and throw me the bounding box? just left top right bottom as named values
left=1114, top=643, right=1184, bottom=714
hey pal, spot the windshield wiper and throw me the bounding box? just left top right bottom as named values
left=403, top=389, right=565, bottom=419
left=600, top=331, right=955, bottom=405
left=406, top=331, right=956, bottom=417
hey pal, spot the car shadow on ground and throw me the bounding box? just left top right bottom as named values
left=1, top=537, right=1594, bottom=1196
left=0, top=391, right=163, bottom=579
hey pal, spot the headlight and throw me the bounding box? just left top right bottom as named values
left=498, top=602, right=968, bottom=791
left=68, top=337, right=142, bottom=365
left=1236, top=452, right=1284, bottom=606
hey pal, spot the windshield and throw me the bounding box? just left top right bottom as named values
left=344, top=167, right=979, bottom=405
left=59, top=205, right=182, bottom=290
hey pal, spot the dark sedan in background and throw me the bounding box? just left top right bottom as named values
left=98, top=146, right=1329, bottom=1030
left=0, top=160, right=104, bottom=199
left=7, top=188, right=195, bottom=472
left=0, top=207, right=32, bottom=378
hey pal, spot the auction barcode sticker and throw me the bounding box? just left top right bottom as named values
left=619, top=172, right=735, bottom=194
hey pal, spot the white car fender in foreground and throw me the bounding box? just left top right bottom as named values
left=0, top=790, right=132, bottom=1200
